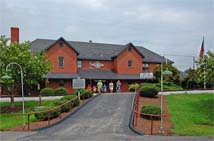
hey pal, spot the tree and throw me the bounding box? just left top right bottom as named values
left=0, top=37, right=51, bottom=109
left=154, top=63, right=180, bottom=84
left=196, top=51, right=214, bottom=88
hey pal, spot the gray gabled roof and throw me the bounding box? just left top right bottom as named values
left=31, top=38, right=170, bottom=63
left=44, top=72, right=78, bottom=79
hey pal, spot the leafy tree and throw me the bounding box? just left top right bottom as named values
left=0, top=36, right=51, bottom=109
left=181, top=68, right=198, bottom=89
left=154, top=63, right=180, bottom=84
left=196, top=51, right=214, bottom=88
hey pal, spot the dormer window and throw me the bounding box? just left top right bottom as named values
left=59, top=41, right=64, bottom=47
left=58, top=56, right=64, bottom=67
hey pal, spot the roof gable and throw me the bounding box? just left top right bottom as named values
left=111, top=42, right=145, bottom=59
left=45, top=37, right=79, bottom=55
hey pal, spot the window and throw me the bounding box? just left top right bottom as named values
left=143, top=63, right=150, bottom=71
left=128, top=46, right=132, bottom=52
left=128, top=60, right=132, bottom=68
left=77, top=60, right=82, bottom=68
left=59, top=41, right=64, bottom=47
left=58, top=56, right=64, bottom=67
left=58, top=80, right=64, bottom=87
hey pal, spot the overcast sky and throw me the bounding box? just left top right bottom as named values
left=0, top=0, right=213, bottom=71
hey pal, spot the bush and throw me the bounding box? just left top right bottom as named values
left=40, top=88, right=55, bottom=96
left=140, top=105, right=161, bottom=120
left=54, top=99, right=70, bottom=112
left=73, top=89, right=93, bottom=100
left=34, top=108, right=60, bottom=121
left=154, top=81, right=183, bottom=91
left=61, top=95, right=80, bottom=107
left=128, top=83, right=140, bottom=92
left=54, top=87, right=68, bottom=95
left=139, top=83, right=159, bottom=97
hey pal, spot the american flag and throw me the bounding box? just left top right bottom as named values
left=199, top=37, right=204, bottom=58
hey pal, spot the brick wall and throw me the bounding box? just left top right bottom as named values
left=114, top=46, right=143, bottom=74
left=46, top=40, right=78, bottom=73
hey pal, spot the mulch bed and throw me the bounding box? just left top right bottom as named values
left=135, top=95, right=173, bottom=135
left=8, top=99, right=90, bottom=131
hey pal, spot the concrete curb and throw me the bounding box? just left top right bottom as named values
left=32, top=93, right=101, bottom=131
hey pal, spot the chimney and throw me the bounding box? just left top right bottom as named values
left=11, top=27, right=19, bottom=43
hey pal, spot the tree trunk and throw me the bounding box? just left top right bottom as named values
left=10, top=94, right=14, bottom=110
left=39, top=94, right=42, bottom=104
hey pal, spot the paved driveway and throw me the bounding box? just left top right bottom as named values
left=1, top=93, right=212, bottom=141
left=17, top=93, right=136, bottom=140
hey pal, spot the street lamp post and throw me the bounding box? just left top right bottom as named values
left=160, top=57, right=172, bottom=133
left=3, top=62, right=25, bottom=127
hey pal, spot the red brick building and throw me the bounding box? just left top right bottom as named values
left=5, top=27, right=169, bottom=94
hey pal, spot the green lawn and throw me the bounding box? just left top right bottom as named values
left=166, top=93, right=214, bottom=136
left=0, top=100, right=58, bottom=130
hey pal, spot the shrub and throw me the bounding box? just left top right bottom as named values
left=54, top=99, right=70, bottom=112
left=139, top=83, right=159, bottom=97
left=40, top=88, right=55, bottom=96
left=34, top=108, right=60, bottom=121
left=128, top=83, right=140, bottom=92
left=54, top=87, right=68, bottom=95
left=154, top=81, right=183, bottom=91
left=73, top=89, right=93, bottom=100
left=140, top=105, right=161, bottom=120
left=61, top=95, right=80, bottom=107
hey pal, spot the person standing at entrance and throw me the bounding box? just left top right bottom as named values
left=116, top=80, right=121, bottom=93
left=97, top=80, right=103, bottom=93
left=109, top=81, right=114, bottom=93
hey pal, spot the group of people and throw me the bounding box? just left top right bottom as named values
left=87, top=80, right=121, bottom=93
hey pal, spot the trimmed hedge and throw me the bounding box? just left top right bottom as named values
left=61, top=95, right=80, bottom=107
left=139, top=83, right=159, bottom=97
left=34, top=108, right=60, bottom=121
left=154, top=81, right=183, bottom=91
left=54, top=87, right=68, bottom=95
left=140, top=105, right=161, bottom=120
left=54, top=99, right=70, bottom=112
left=73, top=89, right=93, bottom=100
left=40, top=88, right=55, bottom=96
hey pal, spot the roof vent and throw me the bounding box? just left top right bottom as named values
left=89, top=40, right=92, bottom=43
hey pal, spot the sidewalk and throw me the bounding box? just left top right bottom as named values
left=0, top=96, right=63, bottom=102
left=159, top=89, right=214, bottom=95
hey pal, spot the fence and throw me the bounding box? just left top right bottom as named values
left=11, top=91, right=90, bottom=131
left=131, top=90, right=166, bottom=135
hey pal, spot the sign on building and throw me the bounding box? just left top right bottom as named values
left=140, top=73, right=154, bottom=79
left=72, top=77, right=85, bottom=89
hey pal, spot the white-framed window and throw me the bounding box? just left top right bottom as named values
left=58, top=56, right=64, bottom=67
left=78, top=60, right=82, bottom=68
left=128, top=60, right=132, bottom=68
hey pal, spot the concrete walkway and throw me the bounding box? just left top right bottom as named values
left=0, top=96, right=63, bottom=102
left=0, top=93, right=213, bottom=141
left=159, top=89, right=214, bottom=95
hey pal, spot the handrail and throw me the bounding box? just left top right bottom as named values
left=12, top=90, right=88, bottom=116
left=10, top=90, right=91, bottom=130
left=131, top=90, right=166, bottom=135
